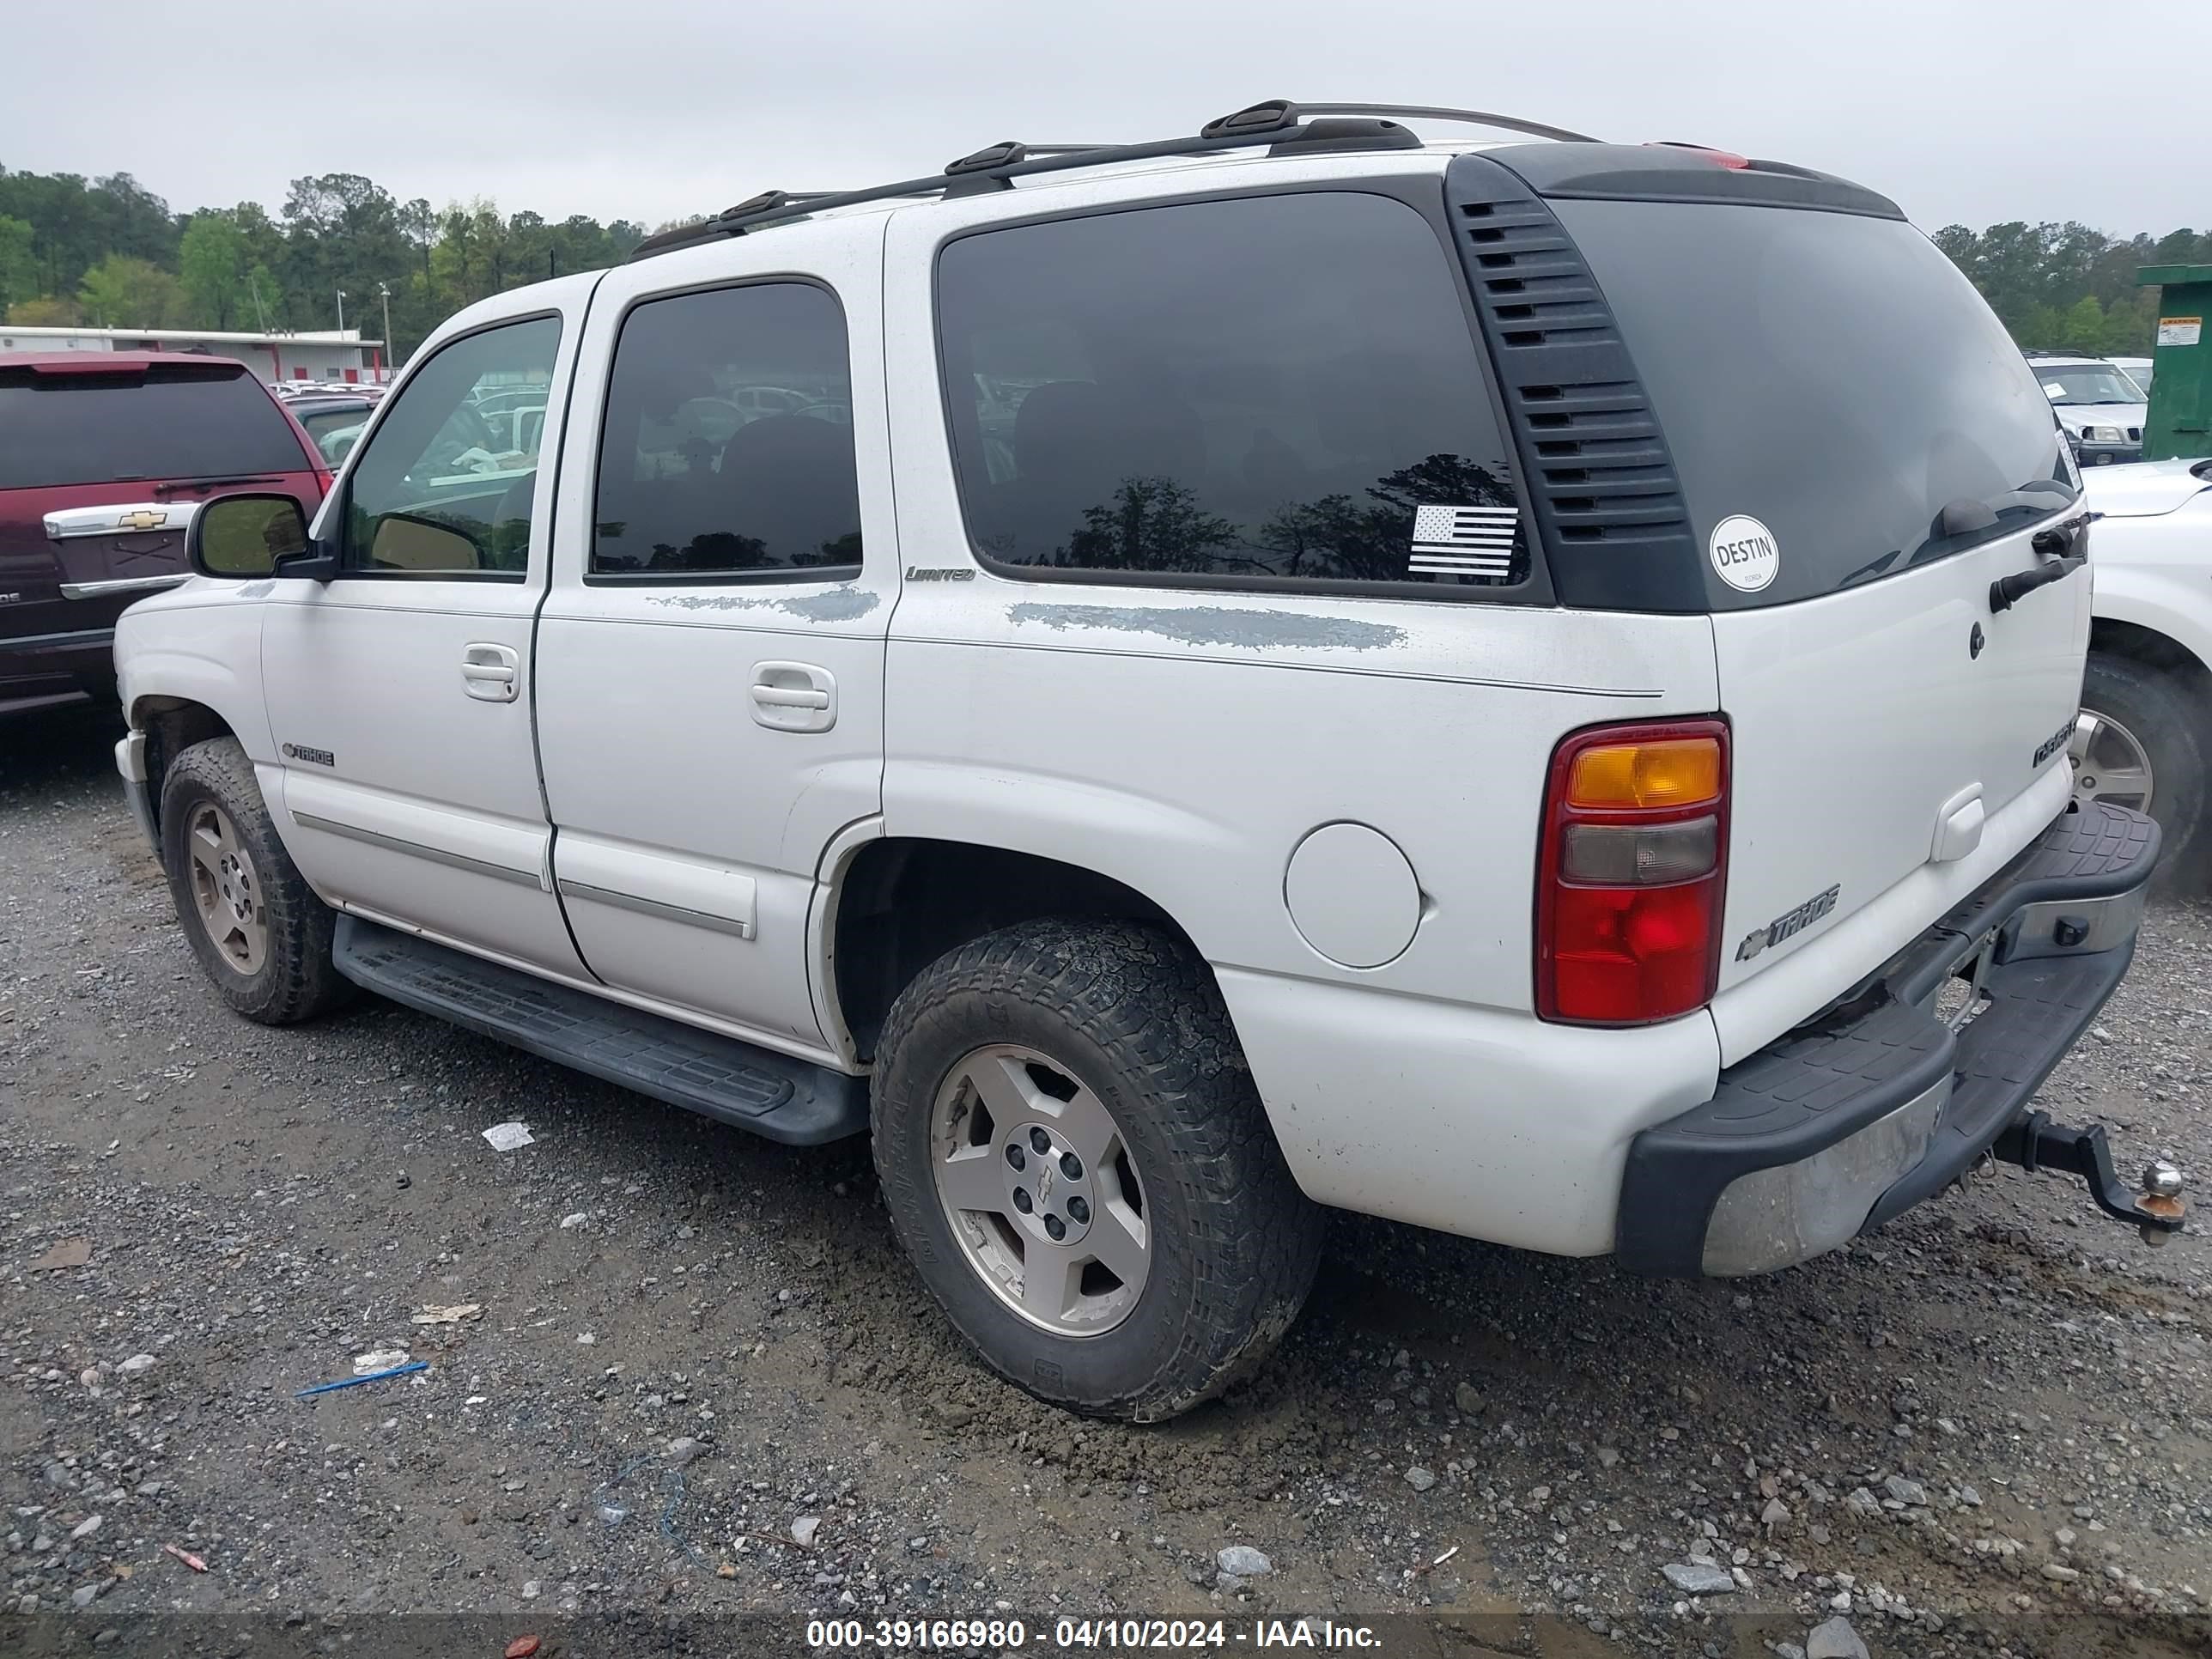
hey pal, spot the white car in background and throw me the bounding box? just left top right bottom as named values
left=2111, top=356, right=2154, bottom=397
left=2083, top=457, right=2212, bottom=885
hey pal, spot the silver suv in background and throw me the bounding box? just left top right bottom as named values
left=2028, top=352, right=2148, bottom=465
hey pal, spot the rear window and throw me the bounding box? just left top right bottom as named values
left=1553, top=200, right=2075, bottom=607
left=0, top=364, right=308, bottom=490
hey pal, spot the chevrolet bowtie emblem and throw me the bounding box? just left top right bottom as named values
left=118, top=509, right=167, bottom=531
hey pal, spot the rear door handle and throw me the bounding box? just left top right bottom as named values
left=462, top=642, right=520, bottom=702
left=750, top=661, right=836, bottom=732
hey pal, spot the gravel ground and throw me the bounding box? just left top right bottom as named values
left=3, top=701, right=2209, bottom=1659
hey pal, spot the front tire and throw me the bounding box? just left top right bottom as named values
left=871, top=920, right=1322, bottom=1421
left=2080, top=653, right=2209, bottom=890
left=159, top=737, right=349, bottom=1024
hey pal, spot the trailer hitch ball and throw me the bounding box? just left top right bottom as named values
left=1993, top=1112, right=2185, bottom=1245
left=2140, top=1159, right=2186, bottom=1248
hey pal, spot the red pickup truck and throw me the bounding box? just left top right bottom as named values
left=0, top=352, right=329, bottom=718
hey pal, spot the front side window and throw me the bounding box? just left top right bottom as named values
left=343, top=316, right=560, bottom=578
left=935, top=191, right=1524, bottom=591
left=592, top=283, right=861, bottom=577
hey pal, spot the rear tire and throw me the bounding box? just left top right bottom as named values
left=159, top=737, right=350, bottom=1024
left=2081, top=653, right=2210, bottom=890
left=871, top=919, right=1323, bottom=1421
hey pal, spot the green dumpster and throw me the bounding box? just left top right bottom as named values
left=2136, top=264, right=2211, bottom=462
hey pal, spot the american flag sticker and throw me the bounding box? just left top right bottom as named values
left=1409, top=504, right=1518, bottom=577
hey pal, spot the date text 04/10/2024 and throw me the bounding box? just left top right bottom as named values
left=805, top=1617, right=1383, bottom=1650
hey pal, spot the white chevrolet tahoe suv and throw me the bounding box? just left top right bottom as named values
left=112, top=102, right=2182, bottom=1420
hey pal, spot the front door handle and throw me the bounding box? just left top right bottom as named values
left=750, top=660, right=836, bottom=732
left=462, top=642, right=520, bottom=702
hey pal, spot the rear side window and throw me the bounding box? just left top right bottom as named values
left=935, top=192, right=1527, bottom=592
left=592, top=283, right=861, bottom=577
left=0, top=365, right=307, bottom=490
left=1552, top=199, right=2075, bottom=606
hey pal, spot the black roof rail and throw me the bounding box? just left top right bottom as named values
left=1295, top=102, right=1600, bottom=143
left=628, top=98, right=1600, bottom=262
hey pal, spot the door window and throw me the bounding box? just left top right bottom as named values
left=341, top=316, right=561, bottom=578
left=934, top=191, right=1525, bottom=592
left=592, top=283, right=862, bottom=577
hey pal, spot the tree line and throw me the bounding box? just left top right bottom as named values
left=0, top=167, right=650, bottom=362
left=3, top=165, right=2205, bottom=366
left=1931, top=221, right=2212, bottom=356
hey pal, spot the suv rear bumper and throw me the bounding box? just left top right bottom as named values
left=1616, top=799, right=2159, bottom=1276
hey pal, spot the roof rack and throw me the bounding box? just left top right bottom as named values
left=627, top=98, right=1600, bottom=262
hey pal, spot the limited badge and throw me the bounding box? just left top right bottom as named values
left=1708, top=514, right=1780, bottom=592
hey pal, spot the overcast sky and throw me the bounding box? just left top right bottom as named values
left=6, top=1, right=2205, bottom=238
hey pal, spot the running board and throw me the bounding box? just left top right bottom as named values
left=331, top=915, right=868, bottom=1146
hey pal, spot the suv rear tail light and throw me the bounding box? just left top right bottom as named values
left=1537, top=719, right=1729, bottom=1025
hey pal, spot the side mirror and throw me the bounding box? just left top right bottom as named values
left=187, top=493, right=311, bottom=579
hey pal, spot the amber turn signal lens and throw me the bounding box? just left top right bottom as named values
left=1566, top=738, right=1723, bottom=810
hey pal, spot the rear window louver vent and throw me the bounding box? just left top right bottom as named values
left=1443, top=155, right=1701, bottom=610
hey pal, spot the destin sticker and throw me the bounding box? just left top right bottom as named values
left=1708, top=515, right=1780, bottom=592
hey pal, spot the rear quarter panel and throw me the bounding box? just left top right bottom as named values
left=875, top=159, right=1731, bottom=1253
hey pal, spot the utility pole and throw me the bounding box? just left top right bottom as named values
left=336, top=287, right=347, bottom=331
left=248, top=273, right=269, bottom=333
left=377, top=283, right=393, bottom=382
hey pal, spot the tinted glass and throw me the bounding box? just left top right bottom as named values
left=593, top=283, right=860, bottom=575
left=343, top=317, right=559, bottom=577
left=936, top=192, right=1525, bottom=589
left=1553, top=199, right=2075, bottom=607
left=0, top=365, right=307, bottom=490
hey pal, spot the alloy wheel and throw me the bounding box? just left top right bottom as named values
left=2070, top=708, right=2154, bottom=812
left=928, top=1043, right=1152, bottom=1337
left=185, top=800, right=268, bottom=975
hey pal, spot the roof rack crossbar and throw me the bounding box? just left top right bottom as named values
left=629, top=99, right=1601, bottom=261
